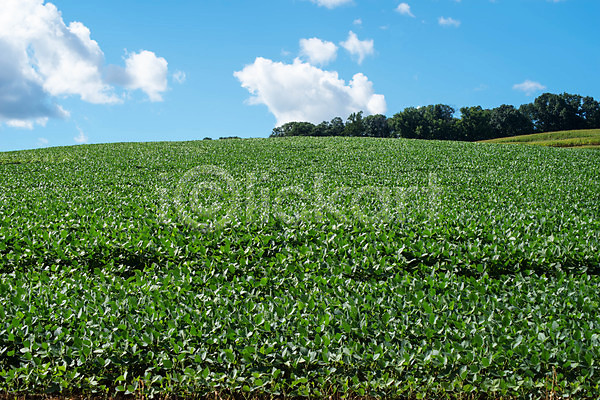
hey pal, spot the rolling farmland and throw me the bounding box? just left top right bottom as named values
left=1, top=137, right=600, bottom=399
left=480, top=129, right=600, bottom=149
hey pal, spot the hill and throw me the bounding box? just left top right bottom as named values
left=480, top=128, right=600, bottom=148
left=1, top=137, right=600, bottom=399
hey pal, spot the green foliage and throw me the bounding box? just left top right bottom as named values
left=343, top=111, right=365, bottom=137
left=389, top=105, right=458, bottom=141
left=271, top=122, right=317, bottom=138
left=270, top=92, right=599, bottom=142
left=458, top=106, right=492, bottom=141
left=1, top=137, right=600, bottom=398
left=520, top=93, right=599, bottom=133
left=489, top=104, right=534, bottom=138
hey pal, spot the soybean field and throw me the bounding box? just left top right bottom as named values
left=1, top=137, right=600, bottom=399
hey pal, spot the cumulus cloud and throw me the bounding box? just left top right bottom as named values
left=0, top=0, right=169, bottom=128
left=234, top=57, right=386, bottom=126
left=309, top=0, right=353, bottom=8
left=107, top=51, right=169, bottom=102
left=438, top=16, right=461, bottom=27
left=0, top=29, right=69, bottom=127
left=513, top=80, right=546, bottom=96
left=299, top=38, right=338, bottom=66
left=396, top=3, right=415, bottom=17
left=340, top=31, right=375, bottom=64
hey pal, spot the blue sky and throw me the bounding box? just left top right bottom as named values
left=1, top=0, right=599, bottom=151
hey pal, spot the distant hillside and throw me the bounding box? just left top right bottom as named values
left=480, top=129, right=600, bottom=149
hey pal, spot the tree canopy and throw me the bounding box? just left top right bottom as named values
left=270, top=92, right=600, bottom=141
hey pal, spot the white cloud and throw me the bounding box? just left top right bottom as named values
left=438, top=17, right=461, bottom=27
left=0, top=0, right=119, bottom=105
left=0, top=0, right=169, bottom=128
left=340, top=31, right=374, bottom=64
left=299, top=38, right=338, bottom=66
left=353, top=18, right=362, bottom=25
left=309, top=0, right=352, bottom=8
left=173, top=70, right=187, bottom=84
left=74, top=127, right=89, bottom=144
left=513, top=80, right=546, bottom=96
left=0, top=24, right=70, bottom=126
left=396, top=3, right=415, bottom=17
left=7, top=118, right=48, bottom=130
left=234, top=57, right=387, bottom=126
left=107, top=51, right=169, bottom=102
left=37, top=137, right=49, bottom=147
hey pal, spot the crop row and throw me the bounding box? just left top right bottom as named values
left=1, top=265, right=599, bottom=397
left=1, top=137, right=600, bottom=398
left=1, top=140, right=599, bottom=278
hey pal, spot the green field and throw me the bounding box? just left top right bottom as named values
left=480, top=129, right=600, bottom=149
left=1, top=137, right=600, bottom=399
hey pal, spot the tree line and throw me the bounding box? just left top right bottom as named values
left=270, top=92, right=600, bottom=141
